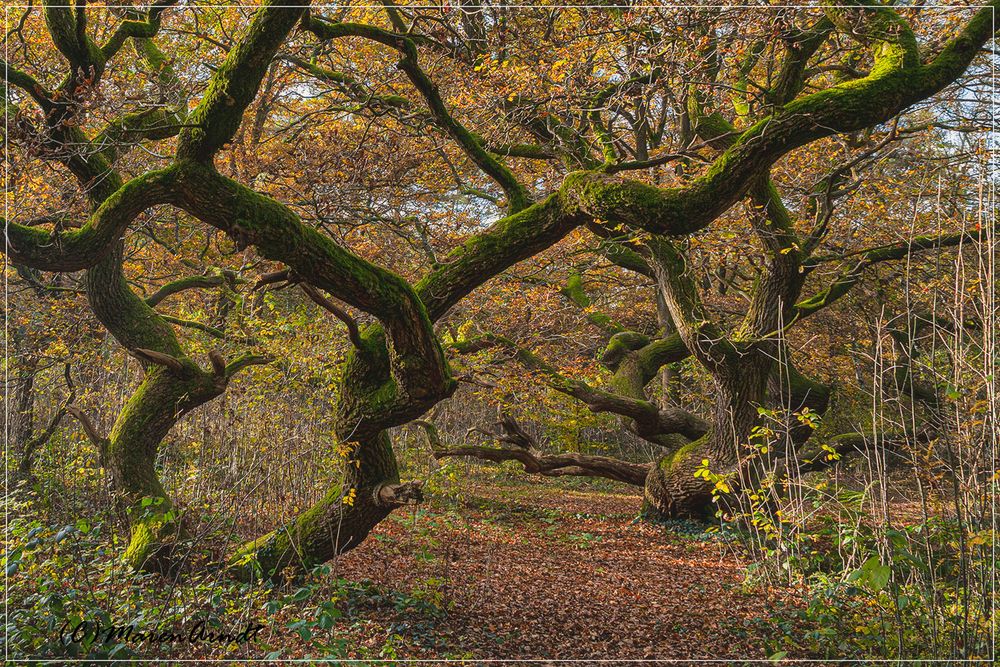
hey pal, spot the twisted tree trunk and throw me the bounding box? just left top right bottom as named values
left=230, top=330, right=439, bottom=581
left=643, top=351, right=774, bottom=518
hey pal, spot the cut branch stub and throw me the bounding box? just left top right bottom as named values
left=252, top=268, right=294, bottom=291
left=208, top=350, right=227, bottom=377
left=131, top=347, right=188, bottom=376
left=496, top=413, right=536, bottom=450
left=375, top=480, right=425, bottom=507
left=223, top=353, right=273, bottom=378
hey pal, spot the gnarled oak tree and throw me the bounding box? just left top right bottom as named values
left=4, top=1, right=996, bottom=580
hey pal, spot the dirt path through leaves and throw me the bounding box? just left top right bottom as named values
left=328, top=478, right=788, bottom=661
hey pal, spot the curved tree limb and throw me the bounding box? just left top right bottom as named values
left=452, top=333, right=709, bottom=444
left=429, top=414, right=651, bottom=486
left=435, top=445, right=651, bottom=487
left=143, top=269, right=232, bottom=307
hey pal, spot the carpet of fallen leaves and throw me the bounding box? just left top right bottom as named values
left=305, top=474, right=795, bottom=662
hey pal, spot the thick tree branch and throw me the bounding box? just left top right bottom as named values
left=574, top=3, right=997, bottom=238
left=453, top=333, right=708, bottom=443
left=43, top=0, right=99, bottom=72
left=177, top=1, right=307, bottom=161
left=646, top=237, right=737, bottom=374
left=172, top=163, right=452, bottom=416
left=1, top=59, right=56, bottom=110
left=99, top=0, right=177, bottom=61
left=585, top=223, right=654, bottom=278
left=795, top=228, right=987, bottom=321
left=161, top=315, right=226, bottom=339
left=560, top=271, right=625, bottom=337
left=435, top=444, right=651, bottom=486
left=4, top=167, right=180, bottom=271
left=428, top=413, right=651, bottom=486
left=416, top=192, right=586, bottom=321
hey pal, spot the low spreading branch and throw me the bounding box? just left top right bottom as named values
left=452, top=333, right=708, bottom=444
left=429, top=414, right=651, bottom=487
left=796, top=431, right=921, bottom=474
left=435, top=445, right=650, bottom=487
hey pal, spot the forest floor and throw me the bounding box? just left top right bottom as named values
left=8, top=470, right=810, bottom=664
left=9, top=459, right=978, bottom=663
left=277, top=473, right=799, bottom=662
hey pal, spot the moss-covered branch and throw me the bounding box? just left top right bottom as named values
left=573, top=4, right=996, bottom=238
left=0, top=59, right=56, bottom=111
left=585, top=223, right=654, bottom=278
left=177, top=2, right=307, bottom=161
left=5, top=167, right=180, bottom=271
left=173, top=163, right=452, bottom=419
left=453, top=332, right=708, bottom=443
left=794, top=228, right=986, bottom=321
left=646, top=237, right=737, bottom=374
left=99, top=0, right=177, bottom=61
left=823, top=0, right=919, bottom=73
left=416, top=191, right=584, bottom=321
left=770, top=17, right=833, bottom=105
left=43, top=0, right=102, bottom=73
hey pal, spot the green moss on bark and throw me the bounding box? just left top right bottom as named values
left=177, top=3, right=306, bottom=161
